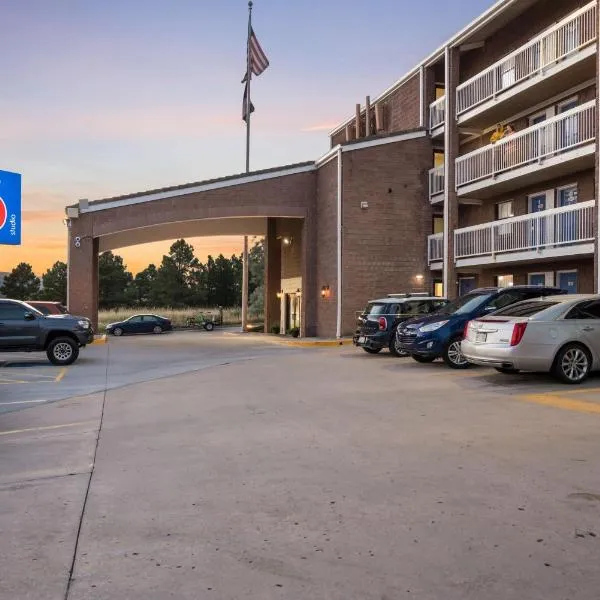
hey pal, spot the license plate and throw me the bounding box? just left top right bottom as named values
left=358, top=336, right=366, bottom=344
left=476, top=332, right=487, bottom=343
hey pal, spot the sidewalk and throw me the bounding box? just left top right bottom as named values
left=224, top=331, right=354, bottom=347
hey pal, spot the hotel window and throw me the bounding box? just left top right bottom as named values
left=496, top=200, right=514, bottom=236
left=496, top=274, right=514, bottom=288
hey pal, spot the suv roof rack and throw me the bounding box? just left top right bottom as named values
left=387, top=292, right=430, bottom=298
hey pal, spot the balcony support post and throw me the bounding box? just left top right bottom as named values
left=596, top=0, right=600, bottom=292
left=443, top=46, right=460, bottom=299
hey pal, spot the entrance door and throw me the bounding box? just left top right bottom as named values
left=285, top=294, right=292, bottom=332
left=558, top=271, right=578, bottom=293
left=529, top=109, right=553, bottom=159
left=458, top=277, right=476, bottom=297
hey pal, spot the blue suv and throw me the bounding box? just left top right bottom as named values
left=396, top=286, right=566, bottom=369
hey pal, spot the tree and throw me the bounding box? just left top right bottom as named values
left=39, top=261, right=67, bottom=304
left=248, top=238, right=265, bottom=313
left=153, top=240, right=200, bottom=306
left=98, top=251, right=133, bottom=309
left=129, top=264, right=157, bottom=306
left=0, top=262, right=40, bottom=300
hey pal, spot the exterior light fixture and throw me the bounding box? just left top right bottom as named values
left=276, top=289, right=283, bottom=299
left=295, top=288, right=302, bottom=298
left=321, top=285, right=330, bottom=298
left=415, top=274, right=424, bottom=281
left=282, top=237, right=292, bottom=246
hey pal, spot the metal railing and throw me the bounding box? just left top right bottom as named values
left=456, top=2, right=597, bottom=116
left=428, top=233, right=444, bottom=263
left=429, top=96, right=446, bottom=129
left=456, top=101, right=596, bottom=188
left=429, top=166, right=445, bottom=201
left=454, top=200, right=595, bottom=260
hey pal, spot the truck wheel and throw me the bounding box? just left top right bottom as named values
left=204, top=322, right=214, bottom=331
left=47, top=337, right=79, bottom=366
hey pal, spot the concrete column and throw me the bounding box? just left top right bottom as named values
left=443, top=46, right=460, bottom=300
left=67, top=221, right=99, bottom=329
left=241, top=235, right=249, bottom=331
left=263, top=218, right=281, bottom=333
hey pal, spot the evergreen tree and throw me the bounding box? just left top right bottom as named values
left=98, top=251, right=133, bottom=309
left=0, top=262, right=40, bottom=300
left=39, top=261, right=67, bottom=304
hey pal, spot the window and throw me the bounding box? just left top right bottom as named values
left=484, top=290, right=525, bottom=311
left=496, top=201, right=514, bottom=220
left=365, top=303, right=387, bottom=316
left=0, top=303, right=30, bottom=320
left=128, top=316, right=143, bottom=323
left=492, top=300, right=561, bottom=318
left=565, top=300, right=600, bottom=320
left=496, top=275, right=514, bottom=288
left=434, top=282, right=444, bottom=298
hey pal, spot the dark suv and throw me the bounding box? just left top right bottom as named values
left=354, top=294, right=448, bottom=356
left=0, top=299, right=94, bottom=365
left=396, top=286, right=566, bottom=369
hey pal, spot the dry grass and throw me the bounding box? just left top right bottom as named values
left=98, top=307, right=263, bottom=329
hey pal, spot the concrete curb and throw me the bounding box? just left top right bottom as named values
left=91, top=335, right=107, bottom=345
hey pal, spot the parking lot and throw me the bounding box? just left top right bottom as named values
left=1, top=331, right=600, bottom=599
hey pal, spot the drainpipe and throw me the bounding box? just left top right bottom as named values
left=336, top=145, right=343, bottom=339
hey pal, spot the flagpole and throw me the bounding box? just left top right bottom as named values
left=241, top=1, right=253, bottom=332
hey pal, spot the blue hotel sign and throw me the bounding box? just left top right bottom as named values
left=0, top=170, right=21, bottom=245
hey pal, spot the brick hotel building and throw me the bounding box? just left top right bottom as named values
left=67, top=0, right=600, bottom=338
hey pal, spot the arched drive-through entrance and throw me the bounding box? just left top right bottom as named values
left=65, top=162, right=318, bottom=337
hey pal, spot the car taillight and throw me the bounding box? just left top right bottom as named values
left=464, top=321, right=471, bottom=339
left=510, top=322, right=528, bottom=346
left=378, top=317, right=387, bottom=331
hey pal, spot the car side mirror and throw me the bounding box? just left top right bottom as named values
left=24, top=312, right=36, bottom=321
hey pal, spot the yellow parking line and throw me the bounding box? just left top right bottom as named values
left=520, top=393, right=600, bottom=415
left=55, top=368, right=67, bottom=382
left=0, top=420, right=98, bottom=437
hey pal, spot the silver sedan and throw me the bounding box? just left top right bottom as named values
left=462, top=294, right=600, bottom=384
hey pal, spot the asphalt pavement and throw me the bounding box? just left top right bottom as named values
left=1, top=332, right=600, bottom=599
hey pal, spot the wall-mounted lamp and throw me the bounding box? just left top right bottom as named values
left=295, top=288, right=302, bottom=298
left=282, top=236, right=293, bottom=246
left=321, top=285, right=331, bottom=299
left=276, top=289, right=283, bottom=299
left=415, top=274, right=424, bottom=281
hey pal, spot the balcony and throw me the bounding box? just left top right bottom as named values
left=429, top=96, right=445, bottom=135
left=429, top=166, right=445, bottom=204
left=428, top=233, right=444, bottom=269
left=456, top=2, right=597, bottom=128
left=456, top=101, right=596, bottom=198
left=454, top=200, right=596, bottom=267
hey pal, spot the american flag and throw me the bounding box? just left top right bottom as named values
left=242, top=28, right=269, bottom=122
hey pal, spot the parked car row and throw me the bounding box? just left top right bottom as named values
left=355, top=287, right=600, bottom=384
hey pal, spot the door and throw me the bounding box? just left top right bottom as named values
left=285, top=295, right=292, bottom=332
left=565, top=300, right=600, bottom=362
left=126, top=316, right=144, bottom=333
left=558, top=271, right=578, bottom=293
left=529, top=110, right=552, bottom=159
left=529, top=192, right=549, bottom=247
left=557, top=186, right=578, bottom=244
left=0, top=302, right=40, bottom=347
left=139, top=316, right=155, bottom=333
left=458, top=277, right=476, bottom=297
left=558, top=99, right=579, bottom=150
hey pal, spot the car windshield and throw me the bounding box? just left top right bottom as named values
left=364, top=303, right=388, bottom=316
left=491, top=300, right=561, bottom=318
left=435, top=292, right=494, bottom=316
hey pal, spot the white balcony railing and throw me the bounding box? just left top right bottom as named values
left=429, top=96, right=445, bottom=129
left=456, top=2, right=597, bottom=116
left=428, top=233, right=444, bottom=263
left=454, top=200, right=596, bottom=260
left=429, top=166, right=445, bottom=201
left=456, top=100, right=596, bottom=188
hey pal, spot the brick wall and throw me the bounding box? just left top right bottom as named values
left=340, top=136, right=432, bottom=334
left=383, top=74, right=421, bottom=134
left=315, top=157, right=339, bottom=337
left=460, top=0, right=590, bottom=82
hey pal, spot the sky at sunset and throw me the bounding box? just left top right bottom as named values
left=0, top=0, right=494, bottom=275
